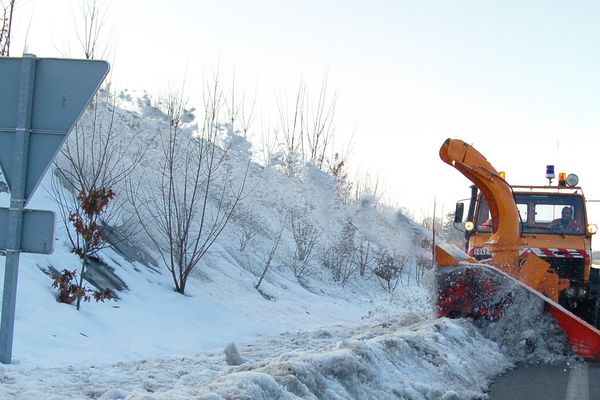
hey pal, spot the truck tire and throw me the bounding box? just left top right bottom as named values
left=591, top=267, right=600, bottom=285
left=592, top=297, right=600, bottom=328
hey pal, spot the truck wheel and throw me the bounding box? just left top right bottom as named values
left=591, top=267, right=600, bottom=285
left=593, top=297, right=600, bottom=328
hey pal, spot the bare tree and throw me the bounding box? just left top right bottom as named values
left=289, top=209, right=319, bottom=282
left=52, top=92, right=144, bottom=243
left=327, top=151, right=352, bottom=202
left=321, top=219, right=358, bottom=286
left=0, top=0, right=16, bottom=56
left=75, top=0, right=113, bottom=60
left=371, top=250, right=404, bottom=294
left=353, top=170, right=383, bottom=205
left=414, top=256, right=432, bottom=286
left=306, top=75, right=337, bottom=168
left=130, top=81, right=248, bottom=295
left=255, top=222, right=286, bottom=291
left=48, top=1, right=134, bottom=309
left=275, top=77, right=338, bottom=173
left=229, top=206, right=263, bottom=251
left=421, top=215, right=444, bottom=237
left=258, top=119, right=279, bottom=166
left=355, top=237, right=375, bottom=277
left=224, top=72, right=257, bottom=138
left=276, top=81, right=305, bottom=174
left=51, top=91, right=145, bottom=309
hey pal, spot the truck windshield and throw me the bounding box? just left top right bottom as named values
left=475, top=194, right=585, bottom=235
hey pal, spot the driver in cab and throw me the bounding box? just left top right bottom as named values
left=550, top=206, right=584, bottom=233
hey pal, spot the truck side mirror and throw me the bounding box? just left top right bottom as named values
left=454, top=202, right=464, bottom=223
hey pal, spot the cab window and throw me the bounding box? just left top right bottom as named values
left=475, top=199, right=491, bottom=232
left=474, top=194, right=585, bottom=235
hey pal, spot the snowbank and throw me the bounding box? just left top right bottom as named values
left=0, top=89, right=573, bottom=399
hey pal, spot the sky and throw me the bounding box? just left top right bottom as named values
left=6, top=0, right=600, bottom=222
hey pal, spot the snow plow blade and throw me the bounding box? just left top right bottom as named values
left=545, top=301, right=600, bottom=359
left=435, top=243, right=600, bottom=360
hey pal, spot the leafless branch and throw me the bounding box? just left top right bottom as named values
left=275, top=76, right=338, bottom=174
left=0, top=0, right=16, bottom=56
left=50, top=90, right=148, bottom=310
left=74, top=0, right=114, bottom=60
left=129, top=79, right=248, bottom=294
left=255, top=220, right=286, bottom=291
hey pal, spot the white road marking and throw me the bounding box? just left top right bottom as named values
left=565, top=363, right=590, bottom=400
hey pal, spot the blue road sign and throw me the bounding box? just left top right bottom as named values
left=0, top=208, right=54, bottom=254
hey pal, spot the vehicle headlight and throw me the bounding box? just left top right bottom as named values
left=565, top=287, right=588, bottom=297
left=587, top=224, right=598, bottom=235
left=465, top=221, right=474, bottom=231
left=566, top=174, right=579, bottom=187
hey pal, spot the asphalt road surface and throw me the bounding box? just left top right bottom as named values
left=489, top=362, right=600, bottom=400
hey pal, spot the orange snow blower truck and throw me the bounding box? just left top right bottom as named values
left=435, top=138, right=600, bottom=360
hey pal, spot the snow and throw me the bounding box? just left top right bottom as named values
left=0, top=90, right=574, bottom=399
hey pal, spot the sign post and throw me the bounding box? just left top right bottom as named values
left=0, top=54, right=36, bottom=365
left=0, top=55, right=109, bottom=363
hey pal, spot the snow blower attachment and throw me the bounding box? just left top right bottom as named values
left=435, top=138, right=600, bottom=360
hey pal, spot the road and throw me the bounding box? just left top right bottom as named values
left=488, top=362, right=600, bottom=400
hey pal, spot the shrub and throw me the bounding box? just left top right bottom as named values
left=51, top=269, right=114, bottom=305
left=373, top=251, right=405, bottom=293
left=321, top=219, right=358, bottom=285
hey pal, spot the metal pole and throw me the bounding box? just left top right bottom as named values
left=0, top=54, right=36, bottom=364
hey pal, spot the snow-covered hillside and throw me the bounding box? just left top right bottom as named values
left=0, top=90, right=573, bottom=399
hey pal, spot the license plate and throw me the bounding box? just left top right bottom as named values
left=473, top=247, right=491, bottom=256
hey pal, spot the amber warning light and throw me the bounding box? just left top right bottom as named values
left=558, top=172, right=567, bottom=186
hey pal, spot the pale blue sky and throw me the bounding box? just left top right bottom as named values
left=9, top=0, right=600, bottom=221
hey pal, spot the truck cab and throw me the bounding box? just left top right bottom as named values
left=457, top=182, right=600, bottom=323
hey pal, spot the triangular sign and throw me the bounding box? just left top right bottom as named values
left=0, top=57, right=109, bottom=204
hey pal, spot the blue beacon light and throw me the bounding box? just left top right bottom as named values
left=546, top=165, right=555, bottom=185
